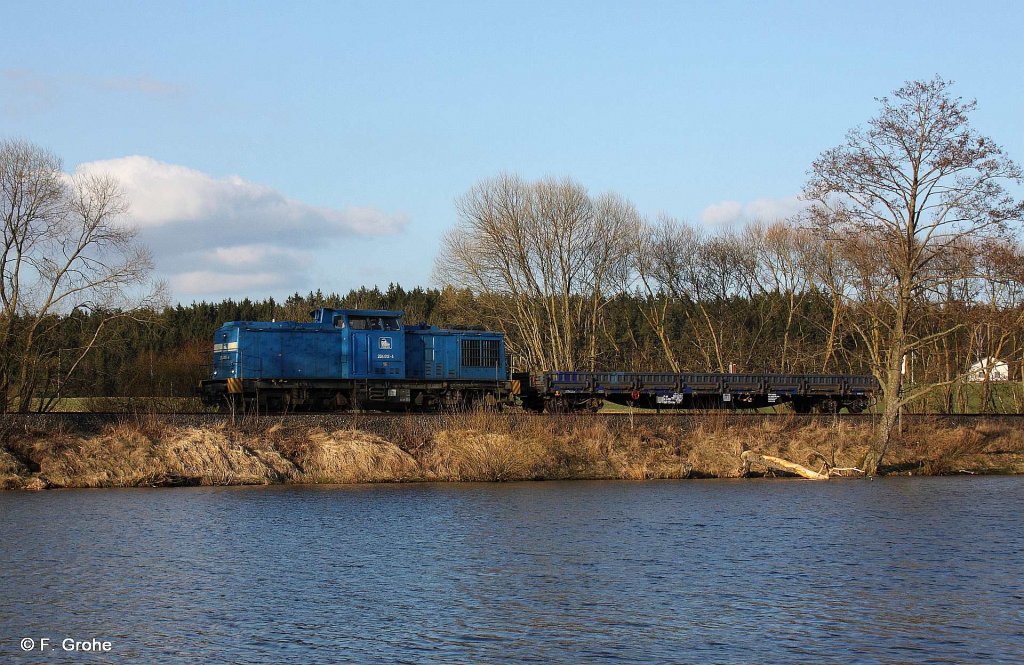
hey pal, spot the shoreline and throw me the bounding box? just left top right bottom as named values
left=3, top=412, right=1023, bottom=490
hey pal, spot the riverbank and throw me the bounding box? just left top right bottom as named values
left=2, top=412, right=1023, bottom=489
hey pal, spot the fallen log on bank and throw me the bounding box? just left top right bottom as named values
left=741, top=450, right=830, bottom=480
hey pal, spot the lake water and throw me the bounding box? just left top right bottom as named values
left=2, top=478, right=1023, bottom=664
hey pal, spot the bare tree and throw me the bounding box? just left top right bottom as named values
left=435, top=174, right=637, bottom=371
left=629, top=216, right=688, bottom=372
left=687, top=229, right=757, bottom=371
left=745, top=220, right=816, bottom=372
left=1, top=139, right=164, bottom=412
left=967, top=238, right=1024, bottom=412
left=586, top=193, right=640, bottom=369
left=804, top=77, right=1024, bottom=474
left=799, top=229, right=856, bottom=373
left=632, top=218, right=766, bottom=372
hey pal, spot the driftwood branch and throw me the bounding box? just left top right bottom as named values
left=741, top=450, right=830, bottom=480
left=741, top=450, right=865, bottom=479
left=828, top=466, right=865, bottom=476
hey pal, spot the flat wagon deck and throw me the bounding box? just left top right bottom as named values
left=518, top=371, right=878, bottom=413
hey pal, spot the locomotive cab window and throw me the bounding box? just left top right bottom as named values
left=333, top=315, right=345, bottom=328
left=349, top=316, right=400, bottom=331
left=461, top=338, right=500, bottom=368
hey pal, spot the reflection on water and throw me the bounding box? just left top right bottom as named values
left=2, top=478, right=1023, bottom=663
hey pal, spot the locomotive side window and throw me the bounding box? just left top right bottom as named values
left=348, top=316, right=400, bottom=331
left=461, top=338, right=500, bottom=367
left=333, top=315, right=345, bottom=328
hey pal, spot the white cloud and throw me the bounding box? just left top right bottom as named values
left=207, top=244, right=308, bottom=269
left=700, top=195, right=809, bottom=227
left=172, top=271, right=289, bottom=296
left=73, top=156, right=409, bottom=302
left=700, top=201, right=743, bottom=226
left=76, top=156, right=407, bottom=237
left=744, top=196, right=809, bottom=222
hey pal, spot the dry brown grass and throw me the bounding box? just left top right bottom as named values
left=15, top=422, right=423, bottom=487
left=17, top=423, right=294, bottom=488
left=41, top=424, right=166, bottom=487
left=0, top=446, right=29, bottom=489
left=289, top=428, right=419, bottom=483
left=161, top=426, right=297, bottom=485
left=422, top=411, right=699, bottom=480
left=3, top=412, right=1024, bottom=489
left=899, top=421, right=1024, bottom=475
left=418, top=410, right=550, bottom=480
left=421, top=429, right=546, bottom=481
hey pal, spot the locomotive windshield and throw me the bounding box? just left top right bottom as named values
left=348, top=315, right=401, bottom=331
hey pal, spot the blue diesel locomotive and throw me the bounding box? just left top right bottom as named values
left=198, top=308, right=509, bottom=411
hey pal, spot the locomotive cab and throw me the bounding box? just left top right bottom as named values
left=314, top=308, right=406, bottom=379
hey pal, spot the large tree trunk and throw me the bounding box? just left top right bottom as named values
left=864, top=354, right=904, bottom=475
left=864, top=407, right=898, bottom=476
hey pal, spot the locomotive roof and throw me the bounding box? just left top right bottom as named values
left=312, top=307, right=404, bottom=318
left=216, top=308, right=406, bottom=328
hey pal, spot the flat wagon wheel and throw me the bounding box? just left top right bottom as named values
left=544, top=397, right=566, bottom=414
left=791, top=398, right=812, bottom=414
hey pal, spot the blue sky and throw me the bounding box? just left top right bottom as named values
left=3, top=0, right=1022, bottom=304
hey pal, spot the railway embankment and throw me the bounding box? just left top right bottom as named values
left=2, top=412, right=1023, bottom=489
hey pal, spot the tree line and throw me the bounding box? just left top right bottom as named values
left=14, top=274, right=1024, bottom=408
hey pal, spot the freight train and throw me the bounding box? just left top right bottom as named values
left=198, top=307, right=878, bottom=413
